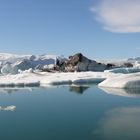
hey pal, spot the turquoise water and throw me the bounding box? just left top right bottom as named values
left=0, top=85, right=140, bottom=140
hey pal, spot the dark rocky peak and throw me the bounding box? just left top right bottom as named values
left=67, top=53, right=96, bottom=66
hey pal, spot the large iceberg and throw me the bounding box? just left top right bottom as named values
left=99, top=72, right=140, bottom=88
left=0, top=53, right=59, bottom=75
left=0, top=71, right=115, bottom=87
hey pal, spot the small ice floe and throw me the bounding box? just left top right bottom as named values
left=0, top=105, right=16, bottom=111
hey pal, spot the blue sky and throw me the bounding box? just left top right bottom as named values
left=0, top=0, right=140, bottom=59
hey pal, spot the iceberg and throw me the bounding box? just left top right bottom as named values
left=0, top=71, right=115, bottom=87
left=1, top=63, right=18, bottom=75
left=0, top=105, right=16, bottom=111
left=40, top=72, right=113, bottom=86
left=14, top=59, right=36, bottom=71
left=104, top=67, right=140, bottom=74
left=0, top=53, right=59, bottom=75
left=99, top=72, right=140, bottom=88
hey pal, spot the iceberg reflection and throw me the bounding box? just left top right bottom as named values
left=0, top=87, right=33, bottom=94
left=93, top=107, right=140, bottom=140
left=99, top=87, right=140, bottom=98
left=69, top=84, right=90, bottom=94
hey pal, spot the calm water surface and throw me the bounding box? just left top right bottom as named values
left=0, top=85, right=140, bottom=140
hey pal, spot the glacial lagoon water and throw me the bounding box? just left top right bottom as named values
left=0, top=85, right=140, bottom=140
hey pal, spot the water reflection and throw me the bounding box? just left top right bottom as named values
left=99, top=87, right=140, bottom=98
left=2, top=85, right=140, bottom=97
left=93, top=107, right=140, bottom=140
left=69, top=85, right=90, bottom=94
left=0, top=88, right=33, bottom=94
left=0, top=85, right=91, bottom=94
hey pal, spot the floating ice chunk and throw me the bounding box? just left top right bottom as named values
left=0, top=105, right=16, bottom=111
left=0, top=72, right=40, bottom=87
left=0, top=71, right=115, bottom=87
left=40, top=72, right=114, bottom=86
left=104, top=67, right=140, bottom=74
left=99, top=72, right=140, bottom=88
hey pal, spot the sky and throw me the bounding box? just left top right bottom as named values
left=0, top=0, right=140, bottom=59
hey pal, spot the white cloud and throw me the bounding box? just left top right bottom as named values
left=91, top=0, right=140, bottom=33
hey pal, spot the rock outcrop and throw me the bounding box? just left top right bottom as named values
left=57, top=53, right=113, bottom=72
